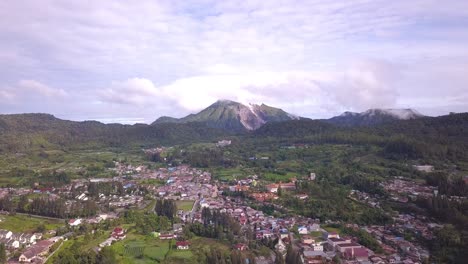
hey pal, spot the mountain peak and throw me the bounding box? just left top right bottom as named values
left=364, top=108, right=423, bottom=120
left=328, top=108, right=425, bottom=126
left=152, top=100, right=299, bottom=131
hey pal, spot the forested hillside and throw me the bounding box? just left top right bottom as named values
left=0, top=114, right=229, bottom=153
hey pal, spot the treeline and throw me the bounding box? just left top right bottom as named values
left=123, top=210, right=171, bottom=234
left=53, top=244, right=116, bottom=264
left=0, top=195, right=98, bottom=218
left=155, top=199, right=177, bottom=220
left=203, top=248, right=256, bottom=264
left=413, top=193, right=468, bottom=263
left=285, top=181, right=392, bottom=225
left=186, top=208, right=241, bottom=241
left=87, top=182, right=125, bottom=198
left=425, top=172, right=467, bottom=197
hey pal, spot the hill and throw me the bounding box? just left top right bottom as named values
left=0, top=113, right=229, bottom=153
left=152, top=100, right=299, bottom=132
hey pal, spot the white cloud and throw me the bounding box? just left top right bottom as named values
left=99, top=78, right=161, bottom=105
left=18, top=80, right=67, bottom=97
left=330, top=59, right=401, bottom=111
left=1, top=0, right=468, bottom=120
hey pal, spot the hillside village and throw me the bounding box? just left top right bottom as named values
left=0, top=155, right=452, bottom=264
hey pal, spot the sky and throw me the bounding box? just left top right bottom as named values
left=1, top=0, right=468, bottom=124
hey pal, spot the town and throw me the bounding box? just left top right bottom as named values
left=0, top=149, right=454, bottom=264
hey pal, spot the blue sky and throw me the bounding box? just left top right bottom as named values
left=1, top=0, right=467, bottom=123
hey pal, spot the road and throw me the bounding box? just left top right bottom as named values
left=43, top=240, right=64, bottom=264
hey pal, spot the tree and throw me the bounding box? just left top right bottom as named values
left=0, top=243, right=6, bottom=264
left=98, top=247, right=117, bottom=264
left=275, top=250, right=285, bottom=264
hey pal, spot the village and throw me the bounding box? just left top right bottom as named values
left=0, top=157, right=447, bottom=263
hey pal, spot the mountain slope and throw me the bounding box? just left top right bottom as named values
left=0, top=113, right=229, bottom=153
left=326, top=108, right=424, bottom=126
left=152, top=100, right=299, bottom=131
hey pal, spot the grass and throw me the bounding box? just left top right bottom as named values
left=0, top=214, right=64, bottom=233
left=211, top=167, right=252, bottom=181
left=262, top=172, right=298, bottom=182
left=176, top=200, right=194, bottom=211
left=109, top=228, right=228, bottom=264
left=322, top=226, right=341, bottom=234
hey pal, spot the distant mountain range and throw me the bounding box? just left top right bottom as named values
left=152, top=100, right=426, bottom=130
left=152, top=100, right=299, bottom=132
left=326, top=108, right=424, bottom=126
left=1, top=101, right=467, bottom=154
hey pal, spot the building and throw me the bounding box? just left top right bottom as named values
left=19, top=239, right=55, bottom=262
left=69, top=218, right=82, bottom=226
left=159, top=234, right=174, bottom=240
left=234, top=243, right=248, bottom=251
left=309, top=173, right=316, bottom=181
left=298, top=226, right=309, bottom=235
left=343, top=247, right=369, bottom=261
left=413, top=165, right=434, bottom=173
left=176, top=241, right=190, bottom=250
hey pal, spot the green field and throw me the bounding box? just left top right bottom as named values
left=111, top=231, right=196, bottom=264
left=0, top=214, right=64, bottom=233
left=176, top=200, right=195, bottom=211
left=262, top=172, right=298, bottom=182
left=211, top=167, right=254, bottom=181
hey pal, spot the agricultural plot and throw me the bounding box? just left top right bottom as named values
left=0, top=214, right=63, bottom=233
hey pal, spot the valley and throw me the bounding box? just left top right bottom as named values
left=0, top=102, right=467, bottom=264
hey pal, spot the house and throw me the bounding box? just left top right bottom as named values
left=234, top=243, right=248, bottom=251
left=343, top=247, right=369, bottom=261
left=173, top=223, right=183, bottom=233
left=336, top=243, right=362, bottom=253
left=301, top=235, right=315, bottom=245
left=4, top=239, right=19, bottom=249
left=266, top=184, right=279, bottom=193
left=0, top=229, right=12, bottom=239
left=413, top=165, right=434, bottom=173
left=309, top=173, right=316, bottom=181
left=19, top=239, right=55, bottom=262
left=298, top=226, right=308, bottom=235
left=69, top=218, right=82, bottom=226
left=303, top=250, right=326, bottom=264
left=159, top=234, right=174, bottom=240
left=111, top=227, right=126, bottom=240
left=99, top=237, right=116, bottom=248
left=327, top=237, right=351, bottom=249
left=312, top=243, right=323, bottom=251
left=176, top=241, right=190, bottom=250
left=308, top=223, right=321, bottom=232
left=324, top=231, right=340, bottom=239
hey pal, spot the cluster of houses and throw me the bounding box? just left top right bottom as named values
left=152, top=167, right=216, bottom=200
left=0, top=229, right=39, bottom=250
left=18, top=237, right=61, bottom=263
left=383, top=178, right=436, bottom=201
left=216, top=140, right=232, bottom=147
left=98, top=227, right=126, bottom=248
left=362, top=220, right=432, bottom=262
left=349, top=190, right=381, bottom=208
left=0, top=228, right=64, bottom=263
